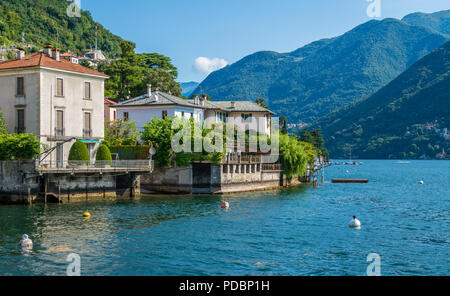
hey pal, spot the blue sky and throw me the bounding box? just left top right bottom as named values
left=82, top=0, right=450, bottom=83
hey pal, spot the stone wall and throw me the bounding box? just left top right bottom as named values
left=0, top=161, right=39, bottom=204
left=141, top=166, right=192, bottom=194
left=141, top=163, right=286, bottom=194
left=0, top=160, right=142, bottom=204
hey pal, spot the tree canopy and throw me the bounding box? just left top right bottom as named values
left=98, top=41, right=182, bottom=99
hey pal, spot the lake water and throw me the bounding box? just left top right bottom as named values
left=0, top=160, right=449, bottom=276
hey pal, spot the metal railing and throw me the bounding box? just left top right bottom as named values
left=83, top=129, right=92, bottom=137
left=37, top=159, right=154, bottom=172
left=55, top=128, right=65, bottom=136
left=15, top=126, right=26, bottom=133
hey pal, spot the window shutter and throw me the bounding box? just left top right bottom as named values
left=17, top=77, right=24, bottom=96
left=17, top=109, right=25, bottom=132
left=84, top=82, right=91, bottom=99
left=56, top=78, right=64, bottom=96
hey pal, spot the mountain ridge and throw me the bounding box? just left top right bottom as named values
left=194, top=10, right=450, bottom=123
left=313, top=40, right=450, bottom=159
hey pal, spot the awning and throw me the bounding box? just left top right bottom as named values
left=79, top=139, right=100, bottom=144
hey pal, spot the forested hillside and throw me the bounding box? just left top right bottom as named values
left=313, top=41, right=450, bottom=159
left=0, top=0, right=124, bottom=58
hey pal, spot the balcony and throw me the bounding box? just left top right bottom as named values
left=55, top=128, right=65, bottom=137
left=83, top=129, right=92, bottom=138
left=15, top=127, right=26, bottom=134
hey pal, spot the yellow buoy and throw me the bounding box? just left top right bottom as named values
left=83, top=211, right=91, bottom=218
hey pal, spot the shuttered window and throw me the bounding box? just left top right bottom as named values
left=84, top=82, right=91, bottom=99
left=17, top=109, right=25, bottom=133
left=84, top=112, right=91, bottom=137
left=16, top=77, right=24, bottom=96
left=56, top=110, right=64, bottom=136
left=56, top=78, right=64, bottom=97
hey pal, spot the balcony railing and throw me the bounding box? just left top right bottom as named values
left=37, top=159, right=154, bottom=172
left=15, top=127, right=26, bottom=134
left=83, top=129, right=92, bottom=138
left=223, top=154, right=261, bottom=164
left=261, top=163, right=282, bottom=171
left=55, top=128, right=65, bottom=137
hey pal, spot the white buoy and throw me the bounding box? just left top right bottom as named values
left=20, top=234, right=33, bottom=248
left=349, top=216, right=361, bottom=228
left=419, top=180, right=424, bottom=184
left=221, top=201, right=230, bottom=209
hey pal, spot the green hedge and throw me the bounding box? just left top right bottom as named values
left=0, top=134, right=40, bottom=160
left=109, top=145, right=152, bottom=160
left=96, top=144, right=112, bottom=164
left=68, top=141, right=90, bottom=165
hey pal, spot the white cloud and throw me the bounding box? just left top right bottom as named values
left=193, top=57, right=228, bottom=74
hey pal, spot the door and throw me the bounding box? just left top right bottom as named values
left=192, top=163, right=211, bottom=192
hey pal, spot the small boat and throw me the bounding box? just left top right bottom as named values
left=332, top=179, right=369, bottom=183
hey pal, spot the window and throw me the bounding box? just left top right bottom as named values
left=162, top=110, right=168, bottom=119
left=16, top=109, right=25, bottom=133
left=84, top=82, right=91, bottom=99
left=56, top=78, right=64, bottom=97
left=181, top=111, right=185, bottom=118
left=16, top=77, right=24, bottom=96
left=55, top=110, right=64, bottom=136
left=190, top=112, right=193, bottom=118
left=83, top=112, right=92, bottom=137
left=113, top=111, right=116, bottom=121
left=241, top=113, right=252, bottom=123
left=123, top=112, right=129, bottom=121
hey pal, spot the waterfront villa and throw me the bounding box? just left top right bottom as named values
left=113, top=85, right=275, bottom=134
left=0, top=46, right=109, bottom=166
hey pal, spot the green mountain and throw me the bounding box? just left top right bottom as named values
left=0, top=0, right=124, bottom=58
left=194, top=10, right=450, bottom=123
left=313, top=40, right=450, bottom=159
left=402, top=10, right=450, bottom=35
left=180, top=81, right=199, bottom=97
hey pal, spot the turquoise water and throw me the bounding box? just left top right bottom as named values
left=0, top=160, right=449, bottom=276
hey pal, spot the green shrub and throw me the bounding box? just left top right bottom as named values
left=0, top=107, right=7, bottom=135
left=68, top=141, right=90, bottom=165
left=175, top=152, right=191, bottom=167
left=0, top=134, right=40, bottom=160
left=109, top=145, right=152, bottom=160
left=95, top=145, right=112, bottom=165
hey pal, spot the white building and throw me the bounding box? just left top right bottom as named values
left=113, top=86, right=274, bottom=135
left=0, top=46, right=109, bottom=166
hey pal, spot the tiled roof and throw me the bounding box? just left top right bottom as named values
left=113, top=91, right=274, bottom=114
left=0, top=52, right=109, bottom=78
left=212, top=101, right=275, bottom=114
left=114, top=91, right=194, bottom=108
left=104, top=98, right=117, bottom=105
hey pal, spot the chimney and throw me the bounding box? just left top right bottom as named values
left=194, top=95, right=199, bottom=105
left=44, top=45, right=53, bottom=57
left=200, top=94, right=207, bottom=106
left=230, top=101, right=236, bottom=108
left=147, top=84, right=152, bottom=97
left=52, top=47, right=60, bottom=61
left=16, top=47, right=25, bottom=60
